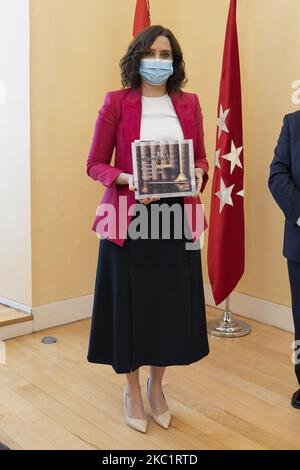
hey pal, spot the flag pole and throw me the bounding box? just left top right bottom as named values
left=207, top=295, right=251, bottom=337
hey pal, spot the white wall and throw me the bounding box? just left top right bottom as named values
left=0, top=0, right=31, bottom=308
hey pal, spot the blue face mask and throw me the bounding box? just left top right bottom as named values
left=139, top=58, right=174, bottom=86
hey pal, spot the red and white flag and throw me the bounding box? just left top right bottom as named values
left=207, top=0, right=245, bottom=305
left=132, top=0, right=151, bottom=37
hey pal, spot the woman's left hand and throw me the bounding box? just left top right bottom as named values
left=194, top=168, right=204, bottom=198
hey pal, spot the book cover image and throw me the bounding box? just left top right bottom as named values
left=131, top=138, right=196, bottom=199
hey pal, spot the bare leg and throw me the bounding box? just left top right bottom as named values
left=148, top=366, right=168, bottom=415
left=125, top=368, right=146, bottom=419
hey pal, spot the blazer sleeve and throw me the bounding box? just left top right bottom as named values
left=194, top=93, right=209, bottom=193
left=268, top=114, right=300, bottom=223
left=86, top=91, right=123, bottom=188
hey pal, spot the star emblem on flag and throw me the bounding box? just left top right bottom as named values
left=215, top=149, right=221, bottom=168
left=221, top=140, right=243, bottom=174
left=215, top=178, right=235, bottom=212
left=217, top=105, right=230, bottom=139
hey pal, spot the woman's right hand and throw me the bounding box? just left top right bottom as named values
left=128, top=174, right=137, bottom=192
left=127, top=174, right=160, bottom=204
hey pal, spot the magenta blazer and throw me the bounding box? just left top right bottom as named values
left=86, top=86, right=209, bottom=246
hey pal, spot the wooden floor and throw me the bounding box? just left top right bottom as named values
left=0, top=306, right=299, bottom=450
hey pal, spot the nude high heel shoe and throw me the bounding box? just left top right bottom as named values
left=123, top=387, right=147, bottom=433
left=146, top=377, right=172, bottom=429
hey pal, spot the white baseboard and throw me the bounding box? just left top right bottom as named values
left=32, top=295, right=93, bottom=331
left=204, top=283, right=294, bottom=333
left=0, top=296, right=31, bottom=314
left=0, top=286, right=294, bottom=341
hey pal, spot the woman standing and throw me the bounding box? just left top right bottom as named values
left=86, top=25, right=209, bottom=433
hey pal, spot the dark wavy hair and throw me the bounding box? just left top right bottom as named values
left=119, top=25, right=188, bottom=94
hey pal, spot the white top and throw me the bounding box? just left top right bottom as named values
left=139, top=93, right=184, bottom=141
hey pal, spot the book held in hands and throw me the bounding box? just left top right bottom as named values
left=131, top=138, right=196, bottom=199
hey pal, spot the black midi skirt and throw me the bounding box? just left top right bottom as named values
left=87, top=196, right=209, bottom=374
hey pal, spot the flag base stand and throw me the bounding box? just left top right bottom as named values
left=207, top=297, right=251, bottom=338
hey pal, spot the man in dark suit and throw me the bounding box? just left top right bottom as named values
left=268, top=110, right=300, bottom=409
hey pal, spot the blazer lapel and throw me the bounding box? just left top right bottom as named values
left=170, top=91, right=194, bottom=140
